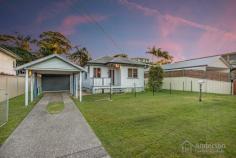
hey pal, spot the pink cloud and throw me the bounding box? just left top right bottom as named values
left=120, top=0, right=236, bottom=39
left=119, top=0, right=236, bottom=59
left=58, top=15, right=107, bottom=35
left=158, top=41, right=185, bottom=61
left=36, top=0, right=77, bottom=24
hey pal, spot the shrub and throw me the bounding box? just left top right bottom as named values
left=148, top=65, right=164, bottom=90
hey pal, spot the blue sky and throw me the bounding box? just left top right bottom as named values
left=1, top=0, right=236, bottom=61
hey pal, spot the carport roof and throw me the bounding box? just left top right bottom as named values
left=16, top=54, right=86, bottom=72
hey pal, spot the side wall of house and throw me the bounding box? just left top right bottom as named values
left=0, top=52, right=16, bottom=75
left=120, top=65, right=144, bottom=90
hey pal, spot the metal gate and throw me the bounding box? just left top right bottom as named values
left=0, top=89, right=9, bottom=127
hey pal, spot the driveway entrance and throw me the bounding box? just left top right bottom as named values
left=0, top=93, right=109, bottom=158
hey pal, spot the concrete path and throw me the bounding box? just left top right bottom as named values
left=0, top=93, right=110, bottom=158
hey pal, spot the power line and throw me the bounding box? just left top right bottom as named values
left=76, top=3, right=124, bottom=53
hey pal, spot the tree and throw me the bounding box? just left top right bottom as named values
left=113, top=53, right=128, bottom=58
left=68, top=47, right=91, bottom=66
left=0, top=32, right=37, bottom=51
left=38, top=31, right=72, bottom=55
left=148, top=65, right=164, bottom=90
left=146, top=46, right=173, bottom=64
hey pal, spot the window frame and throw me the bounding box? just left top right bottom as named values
left=127, top=68, right=138, bottom=78
left=93, top=67, right=101, bottom=78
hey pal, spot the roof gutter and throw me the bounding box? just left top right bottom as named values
left=163, top=64, right=208, bottom=71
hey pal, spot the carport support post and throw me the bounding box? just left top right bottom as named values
left=25, top=69, right=29, bottom=106
left=30, top=73, right=34, bottom=102
left=79, top=72, right=82, bottom=102
left=70, top=74, right=73, bottom=95
left=75, top=74, right=78, bottom=99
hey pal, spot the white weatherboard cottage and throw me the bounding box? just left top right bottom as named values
left=83, top=56, right=145, bottom=93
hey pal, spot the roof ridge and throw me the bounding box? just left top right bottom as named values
left=174, top=54, right=221, bottom=64
left=174, top=51, right=236, bottom=64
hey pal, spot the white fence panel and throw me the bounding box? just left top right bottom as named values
left=163, top=77, right=231, bottom=94
left=0, top=89, right=8, bottom=127
left=0, top=75, right=29, bottom=102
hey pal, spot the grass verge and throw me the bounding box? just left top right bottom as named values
left=46, top=102, right=64, bottom=114
left=0, top=94, right=42, bottom=145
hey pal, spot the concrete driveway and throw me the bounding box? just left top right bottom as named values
left=0, top=93, right=109, bottom=158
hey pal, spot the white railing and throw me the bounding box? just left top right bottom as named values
left=93, top=78, right=111, bottom=86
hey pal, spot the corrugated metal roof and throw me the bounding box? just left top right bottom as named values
left=87, top=56, right=114, bottom=64
left=88, top=56, right=145, bottom=66
left=162, top=55, right=226, bottom=70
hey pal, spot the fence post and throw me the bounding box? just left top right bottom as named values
left=152, top=83, right=155, bottom=96
left=170, top=82, right=172, bottom=94
left=109, top=82, right=112, bottom=100
left=134, top=83, right=136, bottom=97
left=5, top=93, right=9, bottom=122
left=191, top=80, right=193, bottom=92
left=183, top=81, right=184, bottom=91
left=5, top=77, right=8, bottom=95
left=16, top=76, right=19, bottom=96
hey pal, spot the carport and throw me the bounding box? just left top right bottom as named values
left=16, top=54, right=86, bottom=106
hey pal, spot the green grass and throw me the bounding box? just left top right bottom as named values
left=0, top=94, right=42, bottom=145
left=46, top=102, right=64, bottom=114
left=74, top=91, right=236, bottom=158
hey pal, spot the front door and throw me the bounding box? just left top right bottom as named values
left=109, top=70, right=115, bottom=85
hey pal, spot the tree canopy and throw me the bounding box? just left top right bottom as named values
left=146, top=46, right=173, bottom=64
left=68, top=47, right=92, bottom=66
left=0, top=31, right=75, bottom=65
left=38, top=31, right=72, bottom=55
left=0, top=32, right=37, bottom=51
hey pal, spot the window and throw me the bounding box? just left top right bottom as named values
left=133, top=69, right=138, bottom=78
left=128, top=68, right=138, bottom=78
left=128, top=69, right=132, bottom=78
left=93, top=68, right=101, bottom=78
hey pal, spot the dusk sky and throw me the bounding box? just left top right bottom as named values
left=1, top=0, right=236, bottom=61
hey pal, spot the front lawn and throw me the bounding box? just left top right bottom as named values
left=0, top=94, right=41, bottom=145
left=74, top=91, right=236, bottom=158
